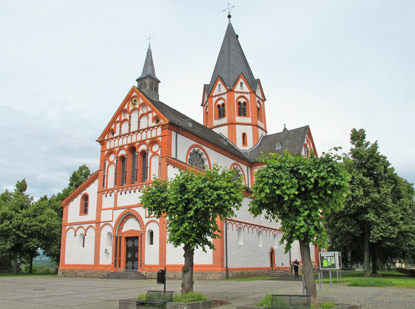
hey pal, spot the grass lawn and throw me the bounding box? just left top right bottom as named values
left=318, top=270, right=415, bottom=288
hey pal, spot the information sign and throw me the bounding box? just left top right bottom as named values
left=319, top=251, right=341, bottom=270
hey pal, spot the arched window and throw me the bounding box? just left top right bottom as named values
left=131, top=151, right=138, bottom=184
left=242, top=133, right=247, bottom=147
left=217, top=103, right=225, bottom=119
left=238, top=102, right=247, bottom=116
left=188, top=148, right=207, bottom=170
left=238, top=227, right=243, bottom=245
left=273, top=234, right=278, bottom=248
left=257, top=102, right=263, bottom=122
left=120, top=156, right=127, bottom=186
left=80, top=194, right=88, bottom=215
left=147, top=230, right=154, bottom=245
left=79, top=233, right=85, bottom=248
left=258, top=231, right=263, bottom=247
left=106, top=232, right=112, bottom=247
left=141, top=151, right=148, bottom=182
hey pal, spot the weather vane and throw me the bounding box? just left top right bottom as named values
left=223, top=2, right=235, bottom=21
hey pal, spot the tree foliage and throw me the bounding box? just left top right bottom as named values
left=249, top=151, right=350, bottom=304
left=326, top=129, right=415, bottom=274
left=140, top=165, right=244, bottom=293
left=0, top=165, right=91, bottom=273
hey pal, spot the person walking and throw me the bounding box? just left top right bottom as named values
left=293, top=259, right=300, bottom=278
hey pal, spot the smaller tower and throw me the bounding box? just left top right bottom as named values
left=136, top=44, right=160, bottom=101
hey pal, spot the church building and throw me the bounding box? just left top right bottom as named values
left=59, top=18, right=318, bottom=279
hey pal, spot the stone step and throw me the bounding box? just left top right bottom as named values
left=102, top=271, right=147, bottom=280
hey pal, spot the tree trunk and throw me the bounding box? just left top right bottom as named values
left=181, top=245, right=194, bottom=293
left=371, top=244, right=378, bottom=275
left=29, top=254, right=33, bottom=274
left=11, top=258, right=18, bottom=274
left=363, top=223, right=370, bottom=277
left=299, top=240, right=318, bottom=307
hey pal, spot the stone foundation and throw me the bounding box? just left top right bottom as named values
left=59, top=269, right=111, bottom=278
left=143, top=269, right=270, bottom=280
left=59, top=268, right=270, bottom=280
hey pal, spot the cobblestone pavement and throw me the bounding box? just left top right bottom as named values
left=0, top=276, right=414, bottom=308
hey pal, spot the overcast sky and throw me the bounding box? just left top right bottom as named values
left=1, top=0, right=414, bottom=198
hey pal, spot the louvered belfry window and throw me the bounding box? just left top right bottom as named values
left=238, top=102, right=247, bottom=116
left=217, top=104, right=225, bottom=119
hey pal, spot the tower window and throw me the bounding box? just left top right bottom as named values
left=217, top=103, right=225, bottom=119
left=218, top=84, right=221, bottom=92
left=238, top=102, right=247, bottom=116
left=240, top=82, right=243, bottom=89
left=242, top=133, right=247, bottom=146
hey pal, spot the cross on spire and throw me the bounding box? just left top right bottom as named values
left=146, top=34, right=154, bottom=46
left=223, top=2, right=235, bottom=22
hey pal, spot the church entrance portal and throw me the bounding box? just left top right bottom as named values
left=125, top=236, right=139, bottom=271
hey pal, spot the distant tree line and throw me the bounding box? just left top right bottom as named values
left=0, top=165, right=90, bottom=273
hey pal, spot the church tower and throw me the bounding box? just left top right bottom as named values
left=136, top=44, right=160, bottom=101
left=202, top=19, right=267, bottom=150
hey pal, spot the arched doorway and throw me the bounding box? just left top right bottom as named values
left=270, top=247, right=275, bottom=270
left=113, top=211, right=144, bottom=271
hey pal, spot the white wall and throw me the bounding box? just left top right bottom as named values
left=67, top=178, right=98, bottom=223
left=145, top=221, right=159, bottom=265
left=65, top=227, right=95, bottom=264
left=99, top=225, right=113, bottom=265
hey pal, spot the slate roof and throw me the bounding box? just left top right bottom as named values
left=142, top=89, right=309, bottom=164
left=244, top=126, right=309, bottom=161
left=136, top=44, right=160, bottom=82
left=142, top=90, right=248, bottom=161
left=207, top=22, right=258, bottom=95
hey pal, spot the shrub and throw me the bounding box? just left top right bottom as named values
left=256, top=293, right=272, bottom=306
left=173, top=291, right=207, bottom=302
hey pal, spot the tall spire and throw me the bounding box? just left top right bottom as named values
left=136, top=44, right=160, bottom=101
left=207, top=22, right=257, bottom=94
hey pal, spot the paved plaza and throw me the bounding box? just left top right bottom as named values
left=0, top=276, right=414, bottom=308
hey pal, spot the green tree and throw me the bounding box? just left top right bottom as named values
left=249, top=151, right=349, bottom=305
left=140, top=165, right=244, bottom=293
left=327, top=130, right=415, bottom=274
left=0, top=180, right=33, bottom=273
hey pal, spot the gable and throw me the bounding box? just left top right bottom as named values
left=97, top=87, right=168, bottom=143
left=232, top=74, right=252, bottom=93
left=210, top=77, right=227, bottom=96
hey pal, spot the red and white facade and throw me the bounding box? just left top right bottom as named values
left=59, top=21, right=319, bottom=279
